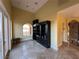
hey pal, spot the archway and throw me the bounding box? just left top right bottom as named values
left=23, top=23, right=32, bottom=40
left=68, top=20, right=79, bottom=45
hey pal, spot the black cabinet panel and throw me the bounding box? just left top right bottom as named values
left=33, top=20, right=51, bottom=48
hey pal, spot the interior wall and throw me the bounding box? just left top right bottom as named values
left=1, top=0, right=11, bottom=15
left=34, top=0, right=58, bottom=50
left=57, top=12, right=79, bottom=47
left=0, top=0, right=12, bottom=53
left=0, top=0, right=12, bottom=39
left=34, top=0, right=79, bottom=20
left=57, top=3, right=79, bottom=47
left=51, top=20, right=58, bottom=50
left=2, top=0, right=79, bottom=49
left=11, top=7, right=34, bottom=40
left=34, top=0, right=79, bottom=50
left=57, top=14, right=64, bottom=47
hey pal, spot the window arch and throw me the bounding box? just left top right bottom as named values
left=23, top=24, right=32, bottom=36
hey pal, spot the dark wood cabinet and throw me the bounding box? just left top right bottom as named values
left=33, top=20, right=51, bottom=48
left=69, top=20, right=79, bottom=45
left=11, top=38, right=21, bottom=48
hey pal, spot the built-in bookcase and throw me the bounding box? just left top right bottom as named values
left=33, top=20, right=51, bottom=48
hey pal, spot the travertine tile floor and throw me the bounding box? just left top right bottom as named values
left=9, top=40, right=79, bottom=59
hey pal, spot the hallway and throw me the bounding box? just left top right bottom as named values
left=8, top=40, right=79, bottom=59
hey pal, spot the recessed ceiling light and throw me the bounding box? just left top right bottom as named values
left=34, top=2, right=38, bottom=5
left=26, top=5, right=29, bottom=8
left=14, top=0, right=21, bottom=5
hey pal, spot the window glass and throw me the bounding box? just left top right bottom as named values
left=23, top=24, right=31, bottom=36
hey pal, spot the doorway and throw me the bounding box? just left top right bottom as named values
left=23, top=24, right=32, bottom=40
left=0, top=10, right=11, bottom=59
left=68, top=20, right=79, bottom=46
left=63, top=20, right=69, bottom=43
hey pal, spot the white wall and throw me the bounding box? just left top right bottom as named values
left=13, top=22, right=33, bottom=41
left=13, top=22, right=23, bottom=38
left=51, top=21, right=58, bottom=50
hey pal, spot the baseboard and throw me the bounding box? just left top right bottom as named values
left=21, top=39, right=33, bottom=42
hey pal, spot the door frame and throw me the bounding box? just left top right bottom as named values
left=0, top=0, right=11, bottom=47
left=0, top=0, right=12, bottom=49
left=0, top=9, right=5, bottom=59
left=0, top=9, right=11, bottom=59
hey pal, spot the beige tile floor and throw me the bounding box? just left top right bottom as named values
left=9, top=40, right=79, bottom=59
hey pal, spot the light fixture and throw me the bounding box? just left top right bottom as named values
left=26, top=0, right=29, bottom=8
left=34, top=2, right=38, bottom=5
left=26, top=5, right=29, bottom=8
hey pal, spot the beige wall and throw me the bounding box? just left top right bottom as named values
left=2, top=0, right=79, bottom=49
left=0, top=0, right=12, bottom=50
left=1, top=0, right=11, bottom=15
left=57, top=14, right=79, bottom=47
left=57, top=3, right=79, bottom=47
left=34, top=0, right=58, bottom=50
left=11, top=7, right=34, bottom=39
left=35, top=0, right=79, bottom=20
left=0, top=0, right=12, bottom=39
left=34, top=0, right=79, bottom=50
left=57, top=14, right=64, bottom=47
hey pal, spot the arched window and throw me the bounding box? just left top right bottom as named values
left=23, top=24, right=32, bottom=36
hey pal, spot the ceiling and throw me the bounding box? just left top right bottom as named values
left=11, top=0, right=48, bottom=13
